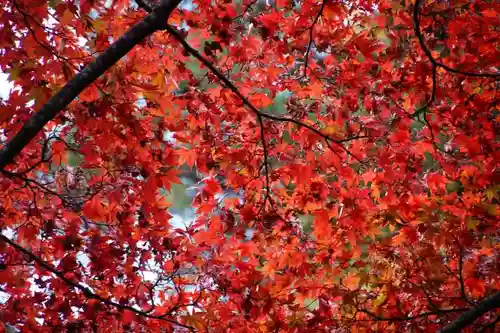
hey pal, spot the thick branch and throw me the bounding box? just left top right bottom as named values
left=0, top=234, right=195, bottom=332
left=0, top=0, right=181, bottom=169
left=136, top=0, right=156, bottom=11
left=439, top=292, right=500, bottom=333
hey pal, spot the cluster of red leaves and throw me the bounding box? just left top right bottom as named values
left=0, top=0, right=498, bottom=332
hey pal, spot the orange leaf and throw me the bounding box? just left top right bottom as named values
left=343, top=272, right=360, bottom=290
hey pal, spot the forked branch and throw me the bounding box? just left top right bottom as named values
left=0, top=234, right=195, bottom=332
left=0, top=0, right=182, bottom=169
left=413, top=0, right=500, bottom=78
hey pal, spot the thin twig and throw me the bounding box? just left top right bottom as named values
left=165, top=25, right=365, bottom=162
left=0, top=234, right=196, bottom=332
left=257, top=114, right=271, bottom=213
left=303, top=0, right=328, bottom=76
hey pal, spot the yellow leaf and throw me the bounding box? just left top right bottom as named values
left=480, top=204, right=498, bottom=216
left=323, top=124, right=339, bottom=136
left=152, top=70, right=165, bottom=89
left=467, top=218, right=480, bottom=231
left=371, top=182, right=381, bottom=199
left=373, top=292, right=387, bottom=308
left=184, top=313, right=205, bottom=330
left=8, top=67, right=20, bottom=81
left=486, top=185, right=499, bottom=202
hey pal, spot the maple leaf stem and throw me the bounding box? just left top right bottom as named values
left=0, top=0, right=182, bottom=169
left=0, top=234, right=196, bottom=332
left=413, top=0, right=500, bottom=78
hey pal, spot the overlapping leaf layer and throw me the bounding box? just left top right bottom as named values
left=0, top=0, right=498, bottom=332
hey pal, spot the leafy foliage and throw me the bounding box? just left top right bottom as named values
left=0, top=0, right=498, bottom=332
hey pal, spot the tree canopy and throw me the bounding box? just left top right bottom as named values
left=0, top=0, right=498, bottom=332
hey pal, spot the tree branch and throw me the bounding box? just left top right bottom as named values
left=137, top=0, right=366, bottom=162
left=303, top=0, right=327, bottom=76
left=256, top=114, right=271, bottom=213
left=359, top=306, right=468, bottom=322
left=0, top=234, right=195, bottom=332
left=439, top=291, right=500, bottom=333
left=413, top=0, right=500, bottom=78
left=136, top=0, right=156, bottom=12
left=456, top=241, right=474, bottom=306
left=164, top=25, right=364, bottom=161
left=0, top=0, right=182, bottom=169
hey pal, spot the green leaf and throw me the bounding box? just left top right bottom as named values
left=232, top=63, right=242, bottom=73
left=67, top=151, right=83, bottom=167
left=411, top=120, right=425, bottom=131
left=308, top=112, right=318, bottom=122
left=173, top=80, right=190, bottom=95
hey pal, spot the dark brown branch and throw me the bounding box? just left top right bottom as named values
left=440, top=292, right=500, bottom=333
left=0, top=234, right=195, bottom=332
left=257, top=114, right=271, bottom=213
left=413, top=0, right=500, bottom=79
left=136, top=0, right=156, bottom=12
left=359, top=307, right=468, bottom=322
left=303, top=0, right=327, bottom=76
left=138, top=0, right=365, bottom=161
left=164, top=26, right=364, bottom=162
left=478, top=316, right=499, bottom=333
left=0, top=0, right=182, bottom=169
left=456, top=241, right=474, bottom=306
